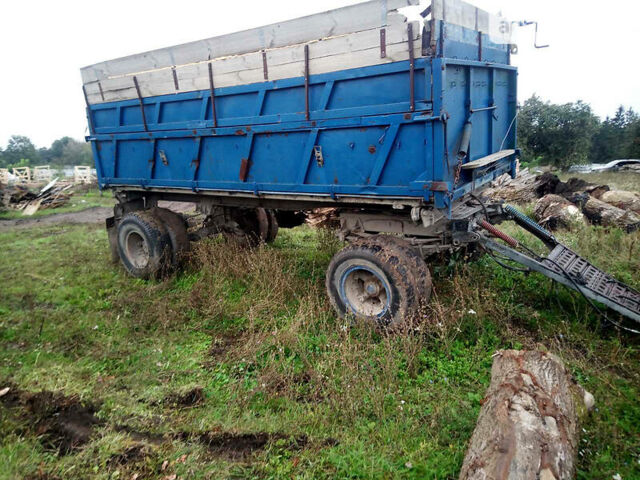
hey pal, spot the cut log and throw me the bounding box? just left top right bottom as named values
left=599, top=190, right=640, bottom=214
left=534, top=194, right=585, bottom=230
left=582, top=196, right=640, bottom=233
left=459, top=350, right=594, bottom=480
left=306, top=208, right=339, bottom=229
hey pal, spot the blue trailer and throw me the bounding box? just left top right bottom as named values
left=82, top=0, right=639, bottom=327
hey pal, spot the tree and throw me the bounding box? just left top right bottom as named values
left=627, top=119, right=640, bottom=159
left=35, top=137, right=94, bottom=167
left=517, top=95, right=600, bottom=170
left=0, top=135, right=40, bottom=168
left=591, top=106, right=639, bottom=163
left=60, top=139, right=93, bottom=166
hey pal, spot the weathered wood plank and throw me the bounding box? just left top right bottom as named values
left=431, top=0, right=490, bottom=32
left=461, top=149, right=515, bottom=169
left=85, top=21, right=421, bottom=104
left=81, top=0, right=419, bottom=84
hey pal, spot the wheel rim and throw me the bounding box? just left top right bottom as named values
left=340, top=266, right=391, bottom=318
left=125, top=231, right=149, bottom=269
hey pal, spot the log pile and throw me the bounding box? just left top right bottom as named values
left=306, top=208, right=340, bottom=229
left=0, top=179, right=73, bottom=216
left=459, top=350, right=594, bottom=480
left=485, top=169, right=640, bottom=233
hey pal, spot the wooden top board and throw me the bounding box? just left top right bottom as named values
left=81, top=0, right=419, bottom=85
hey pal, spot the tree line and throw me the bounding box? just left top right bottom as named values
left=0, top=136, right=92, bottom=170
left=1, top=96, right=639, bottom=172
left=517, top=95, right=640, bottom=170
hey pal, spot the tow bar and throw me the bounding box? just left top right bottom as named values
left=476, top=205, right=640, bottom=328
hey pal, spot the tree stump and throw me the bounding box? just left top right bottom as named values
left=459, top=350, right=594, bottom=480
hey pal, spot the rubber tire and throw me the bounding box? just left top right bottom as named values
left=265, top=209, right=279, bottom=243
left=365, top=235, right=432, bottom=305
left=117, top=210, right=171, bottom=279
left=152, top=207, right=190, bottom=268
left=326, top=239, right=421, bottom=327
left=232, top=208, right=270, bottom=246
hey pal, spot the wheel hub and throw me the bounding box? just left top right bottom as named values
left=341, top=266, right=390, bottom=318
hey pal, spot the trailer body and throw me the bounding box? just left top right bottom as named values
left=80, top=1, right=640, bottom=327
left=82, top=0, right=517, bottom=211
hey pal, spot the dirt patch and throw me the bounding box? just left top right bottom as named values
left=108, top=444, right=151, bottom=466
left=164, top=386, right=205, bottom=408
left=0, top=206, right=111, bottom=230
left=201, top=333, right=243, bottom=368
left=189, top=432, right=309, bottom=461
left=115, top=425, right=166, bottom=445
left=0, top=386, right=101, bottom=454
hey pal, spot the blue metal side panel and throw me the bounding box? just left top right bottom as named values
left=90, top=61, right=430, bottom=135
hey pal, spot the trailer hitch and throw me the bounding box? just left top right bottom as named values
left=473, top=204, right=640, bottom=329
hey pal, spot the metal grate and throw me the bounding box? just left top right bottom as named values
left=544, top=245, right=640, bottom=315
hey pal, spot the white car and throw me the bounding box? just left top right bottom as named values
left=592, top=159, right=640, bottom=172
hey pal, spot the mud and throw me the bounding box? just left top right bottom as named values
left=108, top=444, right=151, bottom=466
left=207, top=333, right=240, bottom=361
left=0, top=386, right=101, bottom=454
left=189, top=432, right=309, bottom=460
left=164, top=386, right=205, bottom=408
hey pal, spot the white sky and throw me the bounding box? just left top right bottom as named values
left=0, top=0, right=638, bottom=149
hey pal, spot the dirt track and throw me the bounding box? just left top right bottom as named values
left=0, top=202, right=196, bottom=231
left=0, top=206, right=111, bottom=230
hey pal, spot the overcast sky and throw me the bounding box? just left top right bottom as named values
left=1, top=0, right=638, bottom=149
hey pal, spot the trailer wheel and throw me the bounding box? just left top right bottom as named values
left=117, top=210, right=171, bottom=279
left=326, top=239, right=422, bottom=327
left=366, top=235, right=432, bottom=304
left=266, top=209, right=279, bottom=243
left=152, top=207, right=190, bottom=268
left=231, top=208, right=270, bottom=246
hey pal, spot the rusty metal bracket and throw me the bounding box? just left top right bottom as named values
left=208, top=63, right=218, bottom=128
left=380, top=28, right=386, bottom=58
left=158, top=150, right=169, bottom=166
left=132, top=76, right=149, bottom=132
left=239, top=158, right=251, bottom=182
left=304, top=44, right=310, bottom=121
left=262, top=50, right=269, bottom=80
left=172, top=66, right=180, bottom=90
left=97, top=81, right=105, bottom=102
left=408, top=23, right=415, bottom=112
left=313, top=145, right=324, bottom=167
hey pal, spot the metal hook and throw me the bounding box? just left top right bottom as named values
left=515, top=21, right=549, bottom=49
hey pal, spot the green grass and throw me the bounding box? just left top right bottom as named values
left=0, top=222, right=638, bottom=479
left=0, top=187, right=115, bottom=220
left=558, top=171, right=640, bottom=192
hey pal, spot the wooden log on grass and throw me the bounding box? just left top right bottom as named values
left=459, top=350, right=594, bottom=480
left=582, top=196, right=640, bottom=233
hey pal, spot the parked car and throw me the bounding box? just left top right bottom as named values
left=593, top=159, right=640, bottom=172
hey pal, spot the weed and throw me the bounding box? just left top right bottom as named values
left=0, top=222, right=638, bottom=479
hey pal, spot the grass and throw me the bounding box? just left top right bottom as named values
left=0, top=187, right=115, bottom=220
left=558, top=171, right=640, bottom=192
left=0, top=220, right=638, bottom=479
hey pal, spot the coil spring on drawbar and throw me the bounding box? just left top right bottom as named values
left=504, top=204, right=557, bottom=245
